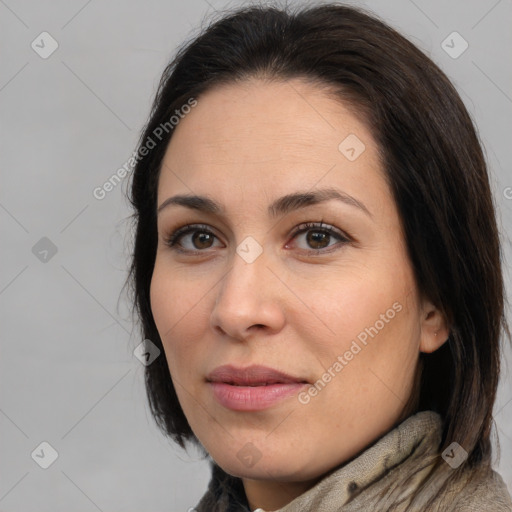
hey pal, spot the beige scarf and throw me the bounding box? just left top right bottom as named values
left=195, top=410, right=512, bottom=511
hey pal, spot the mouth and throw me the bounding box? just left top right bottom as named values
left=206, top=365, right=309, bottom=411
left=207, top=364, right=308, bottom=386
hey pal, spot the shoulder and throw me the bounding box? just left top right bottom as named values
left=450, top=466, right=512, bottom=512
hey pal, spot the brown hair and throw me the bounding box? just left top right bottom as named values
left=124, top=2, right=509, bottom=508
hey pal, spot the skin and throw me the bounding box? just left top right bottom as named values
left=150, top=78, right=449, bottom=511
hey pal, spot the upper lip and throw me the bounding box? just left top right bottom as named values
left=206, top=365, right=308, bottom=386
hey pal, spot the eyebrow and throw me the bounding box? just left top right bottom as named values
left=156, top=187, right=372, bottom=219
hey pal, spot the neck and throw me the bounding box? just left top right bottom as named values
left=242, top=475, right=323, bottom=511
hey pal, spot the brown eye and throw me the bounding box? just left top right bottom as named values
left=289, top=222, right=350, bottom=253
left=192, top=231, right=215, bottom=249
left=306, top=230, right=331, bottom=249
left=165, top=224, right=223, bottom=252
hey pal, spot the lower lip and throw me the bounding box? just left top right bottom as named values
left=209, top=382, right=307, bottom=411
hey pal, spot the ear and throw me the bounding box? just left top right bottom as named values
left=419, top=299, right=450, bottom=354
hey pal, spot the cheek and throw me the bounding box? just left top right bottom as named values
left=303, top=268, right=421, bottom=410
left=296, top=279, right=420, bottom=433
left=290, top=259, right=418, bottom=362
left=151, top=260, right=204, bottom=331
left=150, top=270, right=217, bottom=443
left=149, top=262, right=214, bottom=376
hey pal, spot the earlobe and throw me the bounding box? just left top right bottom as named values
left=419, top=304, right=450, bottom=354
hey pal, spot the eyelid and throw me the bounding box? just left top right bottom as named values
left=289, top=221, right=350, bottom=241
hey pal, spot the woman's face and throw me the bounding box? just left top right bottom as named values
left=150, top=78, right=441, bottom=487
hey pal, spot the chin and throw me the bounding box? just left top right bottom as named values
left=212, top=450, right=324, bottom=483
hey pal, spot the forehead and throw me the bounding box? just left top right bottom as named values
left=157, top=78, right=385, bottom=209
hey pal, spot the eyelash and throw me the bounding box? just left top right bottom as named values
left=163, top=221, right=351, bottom=256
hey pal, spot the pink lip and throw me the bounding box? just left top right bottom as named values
left=206, top=365, right=308, bottom=411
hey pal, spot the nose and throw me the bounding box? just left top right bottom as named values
left=209, top=248, right=286, bottom=341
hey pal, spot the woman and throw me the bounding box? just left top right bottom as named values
left=125, top=3, right=512, bottom=510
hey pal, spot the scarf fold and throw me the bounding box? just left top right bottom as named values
left=194, top=410, right=512, bottom=511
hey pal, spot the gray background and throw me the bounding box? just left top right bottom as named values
left=1, top=0, right=511, bottom=510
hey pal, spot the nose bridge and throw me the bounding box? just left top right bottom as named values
left=216, top=243, right=269, bottom=309
left=210, top=241, right=285, bottom=337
